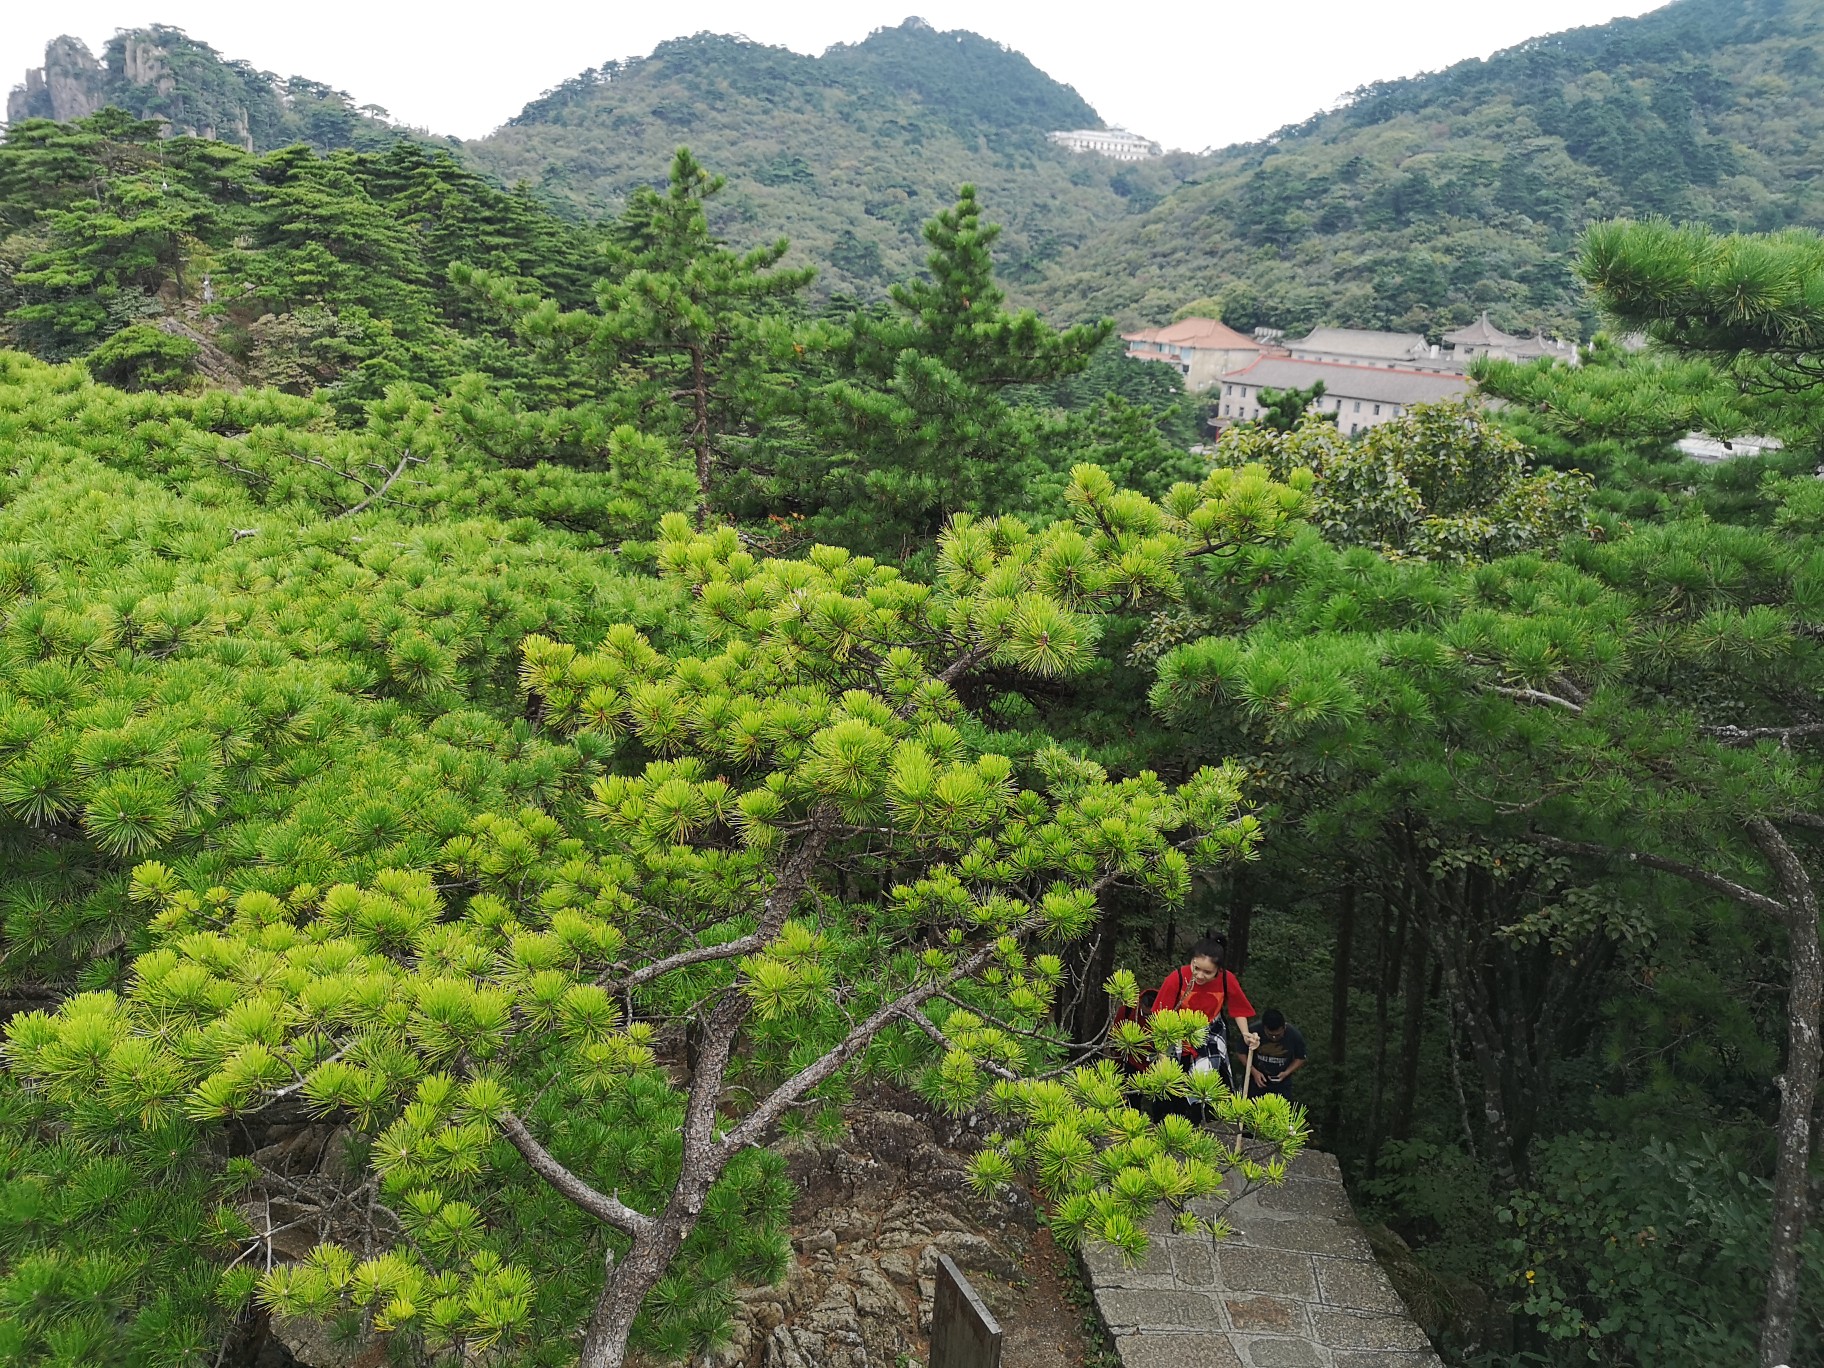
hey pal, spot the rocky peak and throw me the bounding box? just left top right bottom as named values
left=8, top=35, right=110, bottom=125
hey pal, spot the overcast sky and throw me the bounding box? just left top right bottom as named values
left=4, top=1, right=1672, bottom=151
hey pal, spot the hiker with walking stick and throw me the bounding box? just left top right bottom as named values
left=1150, top=937, right=1260, bottom=1117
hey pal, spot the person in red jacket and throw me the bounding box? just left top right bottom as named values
left=1152, top=937, right=1260, bottom=1095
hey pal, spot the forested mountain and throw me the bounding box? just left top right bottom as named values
left=1029, top=0, right=1824, bottom=333
left=463, top=21, right=1196, bottom=297
left=20, top=0, right=1824, bottom=330
left=8, top=20, right=1194, bottom=301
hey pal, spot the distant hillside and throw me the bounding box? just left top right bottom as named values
left=7, top=26, right=414, bottom=153
left=465, top=21, right=1198, bottom=297
left=1029, top=0, right=1824, bottom=335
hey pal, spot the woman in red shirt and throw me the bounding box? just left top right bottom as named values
left=1153, top=938, right=1260, bottom=1094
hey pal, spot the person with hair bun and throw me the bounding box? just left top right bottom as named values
left=1152, top=936, right=1259, bottom=1095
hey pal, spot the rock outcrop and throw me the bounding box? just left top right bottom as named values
left=699, top=1106, right=1044, bottom=1368
left=8, top=36, right=110, bottom=125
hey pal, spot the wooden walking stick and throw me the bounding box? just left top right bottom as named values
left=1235, top=1037, right=1257, bottom=1152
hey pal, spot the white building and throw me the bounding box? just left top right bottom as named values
left=1046, top=127, right=1162, bottom=160
left=1285, top=327, right=1464, bottom=374
left=1444, top=312, right=1580, bottom=365
left=1674, top=433, right=1784, bottom=463
left=1215, top=358, right=1474, bottom=437
left=1121, top=317, right=1266, bottom=392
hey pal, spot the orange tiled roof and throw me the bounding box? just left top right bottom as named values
left=1121, top=317, right=1263, bottom=351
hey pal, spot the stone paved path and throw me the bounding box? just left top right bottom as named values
left=1081, top=1149, right=1444, bottom=1368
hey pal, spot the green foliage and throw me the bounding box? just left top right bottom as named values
left=1255, top=380, right=1328, bottom=433
left=82, top=323, right=199, bottom=391
left=1498, top=1136, right=1824, bottom=1364
left=1, top=405, right=1310, bottom=1364
left=1210, top=404, right=1591, bottom=563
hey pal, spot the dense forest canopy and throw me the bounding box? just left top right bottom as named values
left=3, top=4, right=1824, bottom=1368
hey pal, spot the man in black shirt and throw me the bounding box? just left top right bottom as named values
left=1249, top=1008, right=1307, bottom=1098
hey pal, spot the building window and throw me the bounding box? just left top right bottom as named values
left=1353, top=401, right=1361, bottom=413
left=1350, top=423, right=1358, bottom=435
left=1373, top=404, right=1381, bottom=416
left=1225, top=385, right=1233, bottom=396
left=1222, top=404, right=1229, bottom=416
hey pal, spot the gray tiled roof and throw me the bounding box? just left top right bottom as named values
left=1442, top=311, right=1520, bottom=347
left=1219, top=358, right=1473, bottom=405
left=1286, top=327, right=1427, bottom=359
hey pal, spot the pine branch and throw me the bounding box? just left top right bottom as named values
left=1531, top=834, right=1790, bottom=919
left=497, top=1112, right=657, bottom=1238
left=333, top=449, right=420, bottom=520
left=612, top=811, right=839, bottom=992
left=720, top=940, right=1001, bottom=1153
left=907, top=1007, right=1020, bottom=1081
left=615, top=933, right=762, bottom=991
left=1703, top=722, right=1824, bottom=747
left=936, top=645, right=996, bottom=687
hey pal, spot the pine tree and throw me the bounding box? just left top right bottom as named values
left=455, top=149, right=816, bottom=523
left=6, top=459, right=1312, bottom=1368
left=1573, top=217, right=1824, bottom=1368
left=805, top=186, right=1111, bottom=553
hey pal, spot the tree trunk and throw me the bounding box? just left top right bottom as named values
left=1365, top=895, right=1396, bottom=1173
left=1750, top=819, right=1823, bottom=1368
left=688, top=344, right=713, bottom=526
left=1432, top=929, right=1521, bottom=1190
left=1226, top=867, right=1254, bottom=976
left=1392, top=927, right=1428, bottom=1141
left=1324, top=882, right=1355, bottom=1141
left=1067, top=911, right=1121, bottom=1045
left=578, top=1241, right=663, bottom=1368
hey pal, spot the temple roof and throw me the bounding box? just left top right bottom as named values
left=1443, top=312, right=1520, bottom=347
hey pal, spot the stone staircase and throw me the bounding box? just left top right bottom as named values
left=1081, top=1150, right=1444, bottom=1368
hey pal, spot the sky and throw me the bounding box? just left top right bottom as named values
left=3, top=1, right=1673, bottom=151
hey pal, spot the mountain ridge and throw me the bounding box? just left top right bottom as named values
left=460, top=20, right=1181, bottom=297
left=11, top=0, right=1824, bottom=331
left=6, top=24, right=413, bottom=152
left=1025, top=0, right=1824, bottom=332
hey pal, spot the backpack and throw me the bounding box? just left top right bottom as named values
left=1109, top=988, right=1159, bottom=1073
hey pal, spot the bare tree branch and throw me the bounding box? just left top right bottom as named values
left=497, top=1112, right=657, bottom=1238
left=720, top=941, right=1001, bottom=1153
left=1532, top=834, right=1791, bottom=919
left=1488, top=685, right=1585, bottom=713
left=334, top=449, right=420, bottom=521
left=1704, top=722, right=1824, bottom=747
